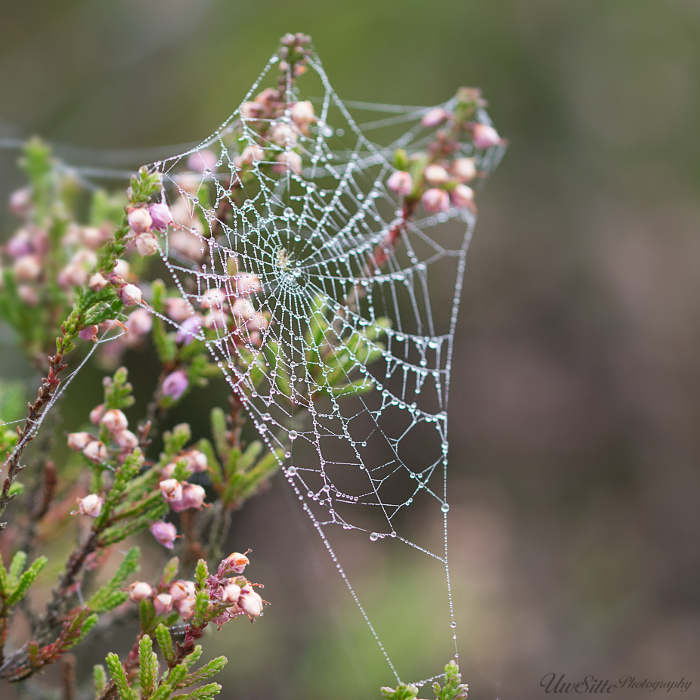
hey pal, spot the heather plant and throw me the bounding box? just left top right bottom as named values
left=0, top=33, right=503, bottom=699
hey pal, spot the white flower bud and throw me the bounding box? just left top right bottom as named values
left=159, top=478, right=183, bottom=503
left=421, top=107, right=449, bottom=128
left=114, top=429, right=138, bottom=449
left=83, top=440, right=107, bottom=464
left=68, top=431, right=93, bottom=451
left=118, top=284, right=142, bottom=306
left=270, top=122, right=298, bottom=146
left=153, top=593, right=173, bottom=614
left=127, top=207, right=152, bottom=234
left=452, top=158, right=477, bottom=183
left=221, top=582, right=241, bottom=605
left=421, top=188, right=450, bottom=213
left=134, top=231, right=159, bottom=256
left=387, top=171, right=413, bottom=196
left=238, top=585, right=264, bottom=618
left=424, top=164, right=450, bottom=185
left=89, top=272, right=109, bottom=291
left=101, top=408, right=128, bottom=433
left=128, top=581, right=153, bottom=602
left=76, top=493, right=104, bottom=517
left=89, top=404, right=105, bottom=425
left=450, top=184, right=476, bottom=210
left=13, top=255, right=41, bottom=282
left=290, top=100, right=315, bottom=128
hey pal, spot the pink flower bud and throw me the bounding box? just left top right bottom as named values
left=421, top=188, right=450, bottom=213
left=450, top=184, right=476, bottom=211
left=80, top=226, right=108, bottom=250
left=118, top=284, right=142, bottom=306
left=166, top=298, right=193, bottom=323
left=159, top=479, right=183, bottom=503
left=9, top=187, right=32, bottom=216
left=126, top=308, right=152, bottom=338
left=452, top=158, right=477, bottom=183
left=421, top=107, right=449, bottom=128
left=169, top=580, right=195, bottom=602
left=68, top=432, right=93, bottom=451
left=387, top=171, right=413, bottom=196
left=127, top=207, right=152, bottom=234
left=233, top=273, right=261, bottom=296
left=224, top=552, right=250, bottom=574
left=148, top=202, right=174, bottom=231
left=186, top=149, right=217, bottom=174
left=114, top=259, right=130, bottom=279
left=175, top=315, right=203, bottom=345
left=134, top=232, right=159, bottom=256
left=76, top=493, right=104, bottom=517
left=162, top=370, right=188, bottom=401
left=5, top=230, right=32, bottom=258
left=238, top=585, right=264, bottom=618
left=424, top=164, right=451, bottom=185
left=89, top=404, right=105, bottom=425
left=200, top=288, right=227, bottom=310
left=58, top=263, right=88, bottom=289
left=290, top=101, right=315, bottom=128
left=186, top=450, right=208, bottom=473
left=245, top=311, right=269, bottom=333
left=240, top=101, right=264, bottom=120
left=89, top=273, right=109, bottom=291
left=472, top=123, right=504, bottom=149
left=79, top=325, right=98, bottom=342
left=128, top=581, right=153, bottom=602
left=171, top=483, right=206, bottom=512
left=13, top=255, right=41, bottom=282
left=151, top=521, right=178, bottom=549
left=83, top=440, right=107, bottom=463
left=16, top=278, right=39, bottom=306
left=221, top=582, right=241, bottom=605
left=154, top=593, right=173, bottom=614
left=17, top=285, right=39, bottom=306
left=273, top=151, right=302, bottom=175
left=101, top=409, right=128, bottom=434
left=270, top=123, right=297, bottom=146
left=236, top=145, right=265, bottom=167
left=114, top=429, right=138, bottom=449
left=254, top=87, right=278, bottom=106
left=203, top=309, right=229, bottom=330
left=176, top=595, right=196, bottom=619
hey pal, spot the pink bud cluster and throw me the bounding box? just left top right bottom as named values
left=126, top=202, right=173, bottom=257
left=68, top=405, right=139, bottom=466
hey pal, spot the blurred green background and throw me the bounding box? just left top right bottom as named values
left=2, top=1, right=700, bottom=698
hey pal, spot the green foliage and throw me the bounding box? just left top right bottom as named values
left=94, top=664, right=108, bottom=697
left=380, top=683, right=420, bottom=700
left=0, top=551, right=46, bottom=606
left=88, top=547, right=140, bottom=613
left=431, top=660, right=468, bottom=700
left=161, top=557, right=180, bottom=587
left=106, top=652, right=138, bottom=700
left=103, top=366, right=136, bottom=411
left=155, top=624, right=175, bottom=667
left=139, top=635, right=159, bottom=700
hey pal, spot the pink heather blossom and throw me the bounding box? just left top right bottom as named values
left=203, top=309, right=229, bottom=330
left=75, top=493, right=104, bottom=517
left=176, top=595, right=196, bottom=619
left=134, top=231, right=159, bottom=256
left=424, top=164, right=451, bottom=185
left=79, top=325, right=98, bottom=342
left=452, top=157, right=477, bottom=183
left=83, top=440, right=107, bottom=463
left=175, top=315, right=203, bottom=345
left=290, top=100, right=315, bottom=128
left=186, top=149, right=217, bottom=174
left=169, top=580, right=195, bottom=602
left=166, top=298, right=193, bottom=323
left=233, top=273, right=261, bottom=296
left=154, top=593, right=174, bottom=615
left=200, top=288, right=227, bottom=310
left=59, top=263, right=89, bottom=288
left=114, top=429, right=139, bottom=449
left=171, top=483, right=206, bottom=512
left=118, top=284, right=142, bottom=306
left=13, top=255, right=41, bottom=282
left=169, top=230, right=204, bottom=261
left=238, top=585, right=264, bottom=619
left=151, top=521, right=178, bottom=549
left=101, top=409, right=128, bottom=434
left=126, top=308, right=152, bottom=340
left=17, top=285, right=39, bottom=306
left=235, top=145, right=265, bottom=167
left=472, top=123, right=504, bottom=149
left=221, top=582, right=241, bottom=605
left=79, top=226, right=108, bottom=250
left=186, top=450, right=208, bottom=473
left=240, top=101, right=264, bottom=120
left=273, top=151, right=302, bottom=175
left=127, top=207, right=152, bottom=234
left=89, top=404, right=105, bottom=425
left=128, top=581, right=153, bottom=602
left=421, top=188, right=450, bottom=213
left=421, top=107, right=449, bottom=128
left=223, top=551, right=250, bottom=574
left=89, top=273, right=109, bottom=291
left=254, top=87, right=278, bottom=107
left=450, top=184, right=476, bottom=211
left=148, top=202, right=174, bottom=230
left=5, top=230, right=32, bottom=258
left=162, top=370, right=188, bottom=401
left=159, top=479, right=183, bottom=504
left=113, top=259, right=130, bottom=279
left=387, top=171, right=413, bottom=196
left=271, top=122, right=297, bottom=146
left=68, top=432, right=93, bottom=451
left=9, top=187, right=32, bottom=216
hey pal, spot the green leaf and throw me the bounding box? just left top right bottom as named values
left=177, top=682, right=222, bottom=700
left=93, top=664, right=107, bottom=697
left=7, top=551, right=27, bottom=588
left=237, top=441, right=263, bottom=473
left=181, top=656, right=228, bottom=688
left=106, top=653, right=137, bottom=700
left=139, top=635, right=159, bottom=700
left=192, top=589, right=210, bottom=628
left=210, top=408, right=229, bottom=462
left=140, top=598, right=157, bottom=634
left=7, top=555, right=47, bottom=606
left=161, top=557, right=180, bottom=587
left=196, top=438, right=223, bottom=487
left=163, top=423, right=192, bottom=458
left=155, top=624, right=175, bottom=666
left=380, top=683, right=419, bottom=700
left=88, top=547, right=140, bottom=612
left=194, top=560, right=209, bottom=589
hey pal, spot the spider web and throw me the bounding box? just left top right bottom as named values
left=145, top=50, right=505, bottom=685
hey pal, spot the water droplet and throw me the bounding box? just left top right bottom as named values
left=441, top=503, right=450, bottom=513
left=287, top=466, right=297, bottom=476
left=262, top=413, right=271, bottom=421
left=450, top=621, right=457, bottom=628
left=369, top=532, right=379, bottom=542
left=284, top=207, right=294, bottom=217
left=269, top=55, right=279, bottom=64
left=284, top=451, right=291, bottom=459
left=289, top=430, right=298, bottom=440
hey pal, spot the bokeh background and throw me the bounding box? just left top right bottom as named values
left=2, top=1, right=700, bottom=698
